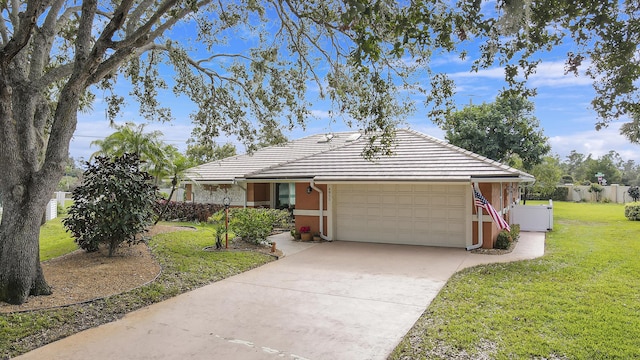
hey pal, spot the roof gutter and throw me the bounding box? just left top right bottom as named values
left=471, top=176, right=534, bottom=183
left=309, top=179, right=330, bottom=241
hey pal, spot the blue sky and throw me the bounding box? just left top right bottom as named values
left=69, top=10, right=639, bottom=166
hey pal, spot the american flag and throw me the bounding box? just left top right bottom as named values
left=473, top=186, right=511, bottom=232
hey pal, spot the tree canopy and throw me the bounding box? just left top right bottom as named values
left=441, top=97, right=550, bottom=170
left=186, top=141, right=237, bottom=166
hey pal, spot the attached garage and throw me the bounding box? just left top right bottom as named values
left=334, top=183, right=470, bottom=247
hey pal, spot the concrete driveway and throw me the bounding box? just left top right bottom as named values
left=18, top=233, right=544, bottom=360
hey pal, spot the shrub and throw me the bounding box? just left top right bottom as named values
left=561, top=175, right=574, bottom=184
left=208, top=210, right=228, bottom=248
left=588, top=183, right=604, bottom=202
left=63, top=154, right=159, bottom=256
left=155, top=201, right=222, bottom=222
left=230, top=208, right=290, bottom=245
left=495, top=230, right=512, bottom=250
left=510, top=224, right=521, bottom=241
left=628, top=186, right=640, bottom=202
left=56, top=202, right=67, bottom=216
left=625, top=202, right=640, bottom=221
left=551, top=187, right=569, bottom=201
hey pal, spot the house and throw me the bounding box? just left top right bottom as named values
left=183, top=129, right=534, bottom=249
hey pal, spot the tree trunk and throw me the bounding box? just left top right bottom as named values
left=0, top=190, right=52, bottom=305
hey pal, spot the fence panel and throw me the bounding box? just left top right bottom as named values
left=512, top=201, right=553, bottom=232
left=45, top=199, right=57, bottom=221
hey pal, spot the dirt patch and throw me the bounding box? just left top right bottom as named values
left=0, top=225, right=190, bottom=313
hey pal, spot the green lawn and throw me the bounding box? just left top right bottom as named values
left=39, top=218, right=77, bottom=261
left=1, top=221, right=272, bottom=358
left=391, top=202, right=640, bottom=359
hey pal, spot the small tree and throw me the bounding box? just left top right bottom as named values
left=628, top=186, right=640, bottom=202
left=64, top=154, right=158, bottom=257
left=588, top=183, right=604, bottom=202
left=208, top=211, right=229, bottom=249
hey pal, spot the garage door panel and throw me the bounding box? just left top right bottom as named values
left=336, top=184, right=467, bottom=247
left=448, top=195, right=466, bottom=206
left=382, top=195, right=397, bottom=204
left=397, top=208, right=413, bottom=217
left=382, top=208, right=397, bottom=217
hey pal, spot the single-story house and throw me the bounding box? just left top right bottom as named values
left=183, top=129, right=534, bottom=249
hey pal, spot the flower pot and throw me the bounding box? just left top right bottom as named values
left=313, top=235, right=321, bottom=242
left=300, top=233, right=312, bottom=241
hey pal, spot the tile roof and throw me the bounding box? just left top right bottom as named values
left=184, top=132, right=359, bottom=182
left=185, top=129, right=534, bottom=183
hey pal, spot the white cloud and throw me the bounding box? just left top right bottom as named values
left=449, top=67, right=504, bottom=80
left=309, top=109, right=333, bottom=120
left=549, top=123, right=640, bottom=161
left=448, top=60, right=593, bottom=89
left=529, top=61, right=592, bottom=88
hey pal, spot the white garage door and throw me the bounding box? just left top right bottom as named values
left=335, top=184, right=468, bottom=247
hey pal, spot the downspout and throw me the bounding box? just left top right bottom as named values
left=467, top=182, right=483, bottom=250
left=309, top=179, right=330, bottom=241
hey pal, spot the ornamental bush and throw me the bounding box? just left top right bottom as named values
left=495, top=230, right=513, bottom=250
left=624, top=202, right=640, bottom=221
left=208, top=210, right=228, bottom=249
left=63, top=154, right=159, bottom=256
left=510, top=224, right=521, bottom=241
left=230, top=208, right=290, bottom=245
left=551, top=187, right=569, bottom=201
left=628, top=186, right=640, bottom=202
left=155, top=200, right=221, bottom=222
left=588, top=183, right=604, bottom=202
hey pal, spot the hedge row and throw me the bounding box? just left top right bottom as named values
left=527, top=186, right=569, bottom=201
left=156, top=201, right=223, bottom=222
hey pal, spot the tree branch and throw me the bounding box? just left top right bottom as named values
left=0, top=0, right=46, bottom=66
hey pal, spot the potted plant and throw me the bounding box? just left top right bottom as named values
left=312, top=232, right=322, bottom=242
left=299, top=226, right=312, bottom=241
left=291, top=229, right=301, bottom=240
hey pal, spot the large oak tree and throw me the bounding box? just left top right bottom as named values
left=1, top=0, right=639, bottom=305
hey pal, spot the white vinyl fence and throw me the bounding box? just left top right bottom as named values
left=0, top=192, right=68, bottom=222
left=562, top=184, right=633, bottom=203
left=45, top=198, right=57, bottom=221
left=511, top=200, right=554, bottom=232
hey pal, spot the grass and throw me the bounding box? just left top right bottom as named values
left=38, top=218, right=77, bottom=261
left=390, top=201, right=640, bottom=359
left=0, top=221, right=273, bottom=358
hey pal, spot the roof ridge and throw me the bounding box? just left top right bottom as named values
left=242, top=131, right=362, bottom=178
left=402, top=128, right=533, bottom=178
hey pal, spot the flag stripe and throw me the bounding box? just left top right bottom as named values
left=473, top=187, right=510, bottom=232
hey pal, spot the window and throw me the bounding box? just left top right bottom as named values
left=276, top=183, right=295, bottom=209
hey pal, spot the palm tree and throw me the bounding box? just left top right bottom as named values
left=91, top=122, right=165, bottom=173
left=154, top=147, right=195, bottom=224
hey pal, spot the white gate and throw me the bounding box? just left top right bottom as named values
left=511, top=200, right=553, bottom=232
